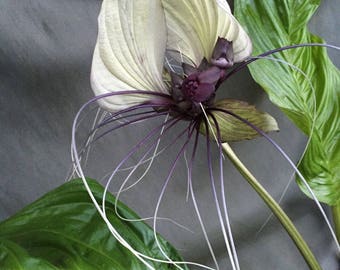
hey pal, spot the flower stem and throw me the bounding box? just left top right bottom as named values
left=332, top=204, right=340, bottom=243
left=222, top=143, right=321, bottom=270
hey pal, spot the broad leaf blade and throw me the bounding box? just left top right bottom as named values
left=235, top=0, right=340, bottom=205
left=0, top=240, right=58, bottom=270
left=0, top=179, right=188, bottom=269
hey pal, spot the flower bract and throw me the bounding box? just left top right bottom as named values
left=91, top=0, right=253, bottom=112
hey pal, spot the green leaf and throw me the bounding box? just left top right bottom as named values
left=235, top=0, right=340, bottom=205
left=0, top=179, right=188, bottom=270
left=200, top=99, right=278, bottom=142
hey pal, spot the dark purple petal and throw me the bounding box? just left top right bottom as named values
left=182, top=63, right=197, bottom=76
left=191, top=83, right=215, bottom=102
left=211, top=37, right=234, bottom=68
left=198, top=57, right=209, bottom=71
left=170, top=71, right=183, bottom=87
left=186, top=72, right=199, bottom=81
left=198, top=66, right=222, bottom=85
left=171, top=86, right=184, bottom=102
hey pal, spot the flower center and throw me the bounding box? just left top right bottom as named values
left=183, top=76, right=199, bottom=98
left=167, top=37, right=234, bottom=118
left=181, top=68, right=220, bottom=103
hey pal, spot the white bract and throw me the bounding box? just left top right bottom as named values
left=91, top=0, right=252, bottom=111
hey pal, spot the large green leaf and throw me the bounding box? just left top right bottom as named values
left=0, top=179, right=188, bottom=269
left=235, top=0, right=340, bottom=205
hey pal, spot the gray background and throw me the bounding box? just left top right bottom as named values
left=0, top=0, right=339, bottom=269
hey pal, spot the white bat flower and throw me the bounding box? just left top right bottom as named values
left=72, top=1, right=323, bottom=270
left=71, top=1, right=340, bottom=269
left=90, top=0, right=252, bottom=111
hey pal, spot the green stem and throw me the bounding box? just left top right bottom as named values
left=222, top=143, right=321, bottom=270
left=332, top=203, right=340, bottom=243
